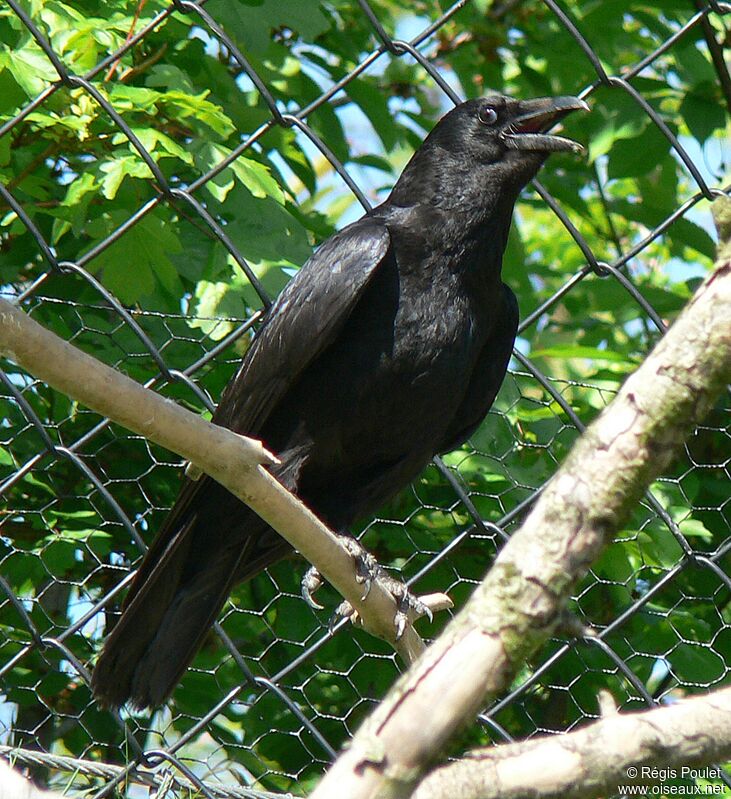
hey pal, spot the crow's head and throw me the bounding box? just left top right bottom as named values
left=424, top=94, right=588, bottom=164
left=389, top=94, right=588, bottom=210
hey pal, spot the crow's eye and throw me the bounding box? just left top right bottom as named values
left=478, top=106, right=498, bottom=126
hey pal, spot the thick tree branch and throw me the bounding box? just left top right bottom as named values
left=412, top=686, right=731, bottom=799
left=0, top=301, right=450, bottom=665
left=311, top=197, right=731, bottom=799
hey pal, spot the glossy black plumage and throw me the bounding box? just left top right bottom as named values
left=92, top=94, right=586, bottom=709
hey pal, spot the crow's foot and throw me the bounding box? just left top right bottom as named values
left=303, top=534, right=437, bottom=639
left=332, top=535, right=434, bottom=638
left=380, top=573, right=434, bottom=639
left=337, top=534, right=381, bottom=600
left=301, top=533, right=378, bottom=610
left=332, top=579, right=433, bottom=638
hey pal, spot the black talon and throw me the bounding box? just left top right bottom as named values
left=356, top=558, right=377, bottom=600
left=394, top=588, right=413, bottom=639
left=384, top=576, right=434, bottom=638
left=301, top=565, right=325, bottom=610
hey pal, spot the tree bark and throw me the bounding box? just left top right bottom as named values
left=412, top=686, right=731, bottom=799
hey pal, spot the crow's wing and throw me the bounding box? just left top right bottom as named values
left=129, top=216, right=391, bottom=583
left=437, top=283, right=518, bottom=454
left=214, top=217, right=392, bottom=434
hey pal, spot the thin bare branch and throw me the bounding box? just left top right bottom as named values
left=0, top=299, right=444, bottom=665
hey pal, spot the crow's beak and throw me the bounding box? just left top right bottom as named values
left=501, top=96, right=589, bottom=154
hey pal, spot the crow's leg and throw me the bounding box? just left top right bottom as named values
left=337, top=534, right=381, bottom=599
left=303, top=533, right=433, bottom=639
left=382, top=574, right=434, bottom=639
left=301, top=532, right=377, bottom=610
left=332, top=580, right=433, bottom=638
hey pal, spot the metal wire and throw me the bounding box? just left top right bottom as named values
left=1, top=1, right=729, bottom=796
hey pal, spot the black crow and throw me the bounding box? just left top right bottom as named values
left=92, top=94, right=587, bottom=709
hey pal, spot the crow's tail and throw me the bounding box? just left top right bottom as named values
left=91, top=476, right=278, bottom=710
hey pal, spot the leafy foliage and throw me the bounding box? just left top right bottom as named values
left=0, top=0, right=728, bottom=794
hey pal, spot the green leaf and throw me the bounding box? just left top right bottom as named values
left=190, top=279, right=250, bottom=340
left=0, top=67, right=26, bottom=115
left=190, top=258, right=292, bottom=338
left=668, top=218, right=717, bottom=261
left=159, top=90, right=235, bottom=138
left=24, top=109, right=89, bottom=136
left=0, top=446, right=14, bottom=466
left=221, top=186, right=312, bottom=265
left=678, top=518, right=714, bottom=541
left=114, top=127, right=194, bottom=165
left=351, top=154, right=396, bottom=173
left=0, top=43, right=58, bottom=97
left=593, top=542, right=636, bottom=584
left=586, top=95, right=648, bottom=163
left=606, top=124, right=672, bottom=180
left=99, top=155, right=154, bottom=199
left=198, top=143, right=284, bottom=202
left=670, top=643, right=725, bottom=683
left=107, top=84, right=161, bottom=112
left=89, top=213, right=183, bottom=303
left=145, top=63, right=198, bottom=94
left=233, top=154, right=284, bottom=202
left=208, top=0, right=329, bottom=55
left=346, top=80, right=399, bottom=151
left=51, top=172, right=98, bottom=243
left=679, top=88, right=727, bottom=145
left=637, top=526, right=684, bottom=569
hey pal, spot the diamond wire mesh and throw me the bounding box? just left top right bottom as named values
left=0, top=0, right=729, bottom=796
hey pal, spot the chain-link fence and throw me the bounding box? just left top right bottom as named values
left=1, top=0, right=730, bottom=796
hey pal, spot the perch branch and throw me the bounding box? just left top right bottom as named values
left=311, top=196, right=731, bottom=799
left=0, top=301, right=450, bottom=665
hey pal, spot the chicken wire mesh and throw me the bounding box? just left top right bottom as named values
left=0, top=0, right=730, bottom=796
